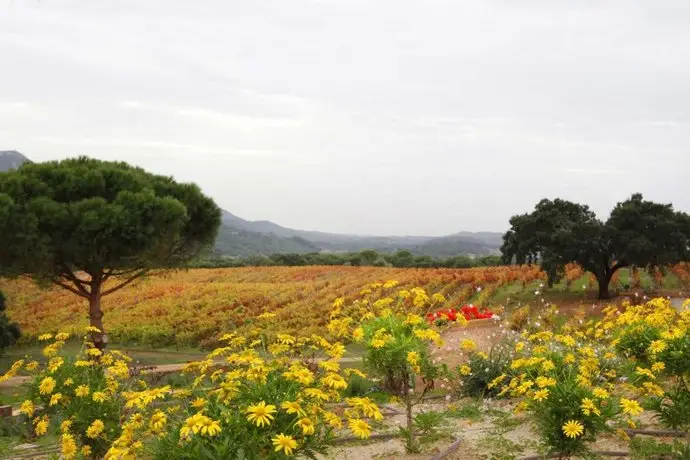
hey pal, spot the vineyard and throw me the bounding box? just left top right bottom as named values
left=2, top=264, right=690, bottom=349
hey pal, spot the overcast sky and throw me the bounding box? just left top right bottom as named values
left=1, top=0, right=689, bottom=236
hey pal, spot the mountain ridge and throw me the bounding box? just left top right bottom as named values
left=1, top=152, right=503, bottom=257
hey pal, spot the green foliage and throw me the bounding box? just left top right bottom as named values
left=501, top=194, right=690, bottom=299
left=647, top=382, right=690, bottom=431
left=0, top=292, right=20, bottom=352
left=445, top=400, right=483, bottom=421
left=615, top=323, right=661, bottom=360
left=0, top=157, right=221, bottom=343
left=413, top=410, right=446, bottom=435
left=361, top=314, right=439, bottom=394
left=0, top=157, right=221, bottom=276
left=630, top=437, right=690, bottom=460
left=456, top=344, right=513, bottom=398
left=17, top=335, right=136, bottom=458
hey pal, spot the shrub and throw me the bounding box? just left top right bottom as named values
left=454, top=342, right=514, bottom=398
left=108, top=331, right=382, bottom=460
left=4, top=329, right=136, bottom=459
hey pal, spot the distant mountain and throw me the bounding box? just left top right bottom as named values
left=0, top=151, right=30, bottom=171
left=0, top=152, right=502, bottom=258
left=219, top=211, right=502, bottom=257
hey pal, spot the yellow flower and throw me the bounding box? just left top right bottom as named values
left=81, top=445, right=92, bottom=456
left=348, top=418, right=372, bottom=439
left=63, top=378, right=74, bottom=387
left=92, top=391, right=107, bottom=403
left=642, top=382, right=665, bottom=397
left=592, top=387, right=610, bottom=399
left=488, top=374, right=506, bottom=389
left=38, top=333, right=54, bottom=341
left=55, top=332, right=70, bottom=341
left=459, top=365, right=471, bottom=376
left=370, top=339, right=386, bottom=349
left=49, top=393, right=63, bottom=406
left=533, top=389, right=549, bottom=402
left=246, top=401, right=277, bottom=427
left=61, top=420, right=72, bottom=433
left=61, top=433, right=77, bottom=460
left=296, top=417, right=315, bottom=435
left=562, top=420, right=584, bottom=438
left=87, top=348, right=103, bottom=357
left=635, top=367, right=656, bottom=380
left=324, top=411, right=343, bottom=429
left=319, top=360, right=340, bottom=372
left=651, top=362, right=666, bottom=373
left=352, top=327, right=364, bottom=342
left=281, top=400, right=306, bottom=416
left=460, top=339, right=477, bottom=351
left=272, top=433, right=297, bottom=456
left=303, top=388, right=329, bottom=401
left=149, top=410, right=167, bottom=432
left=407, top=351, right=420, bottom=367
left=86, top=419, right=105, bottom=439
left=75, top=385, right=90, bottom=397
left=180, top=413, right=205, bottom=438
left=39, top=376, right=56, bottom=395
left=620, top=398, right=644, bottom=416
left=536, top=376, right=556, bottom=388
left=564, top=353, right=576, bottom=364
left=542, top=360, right=556, bottom=372
left=19, top=400, right=35, bottom=417
left=34, top=416, right=49, bottom=436
left=321, top=373, right=347, bottom=390
left=25, top=361, right=39, bottom=372
left=47, top=357, right=64, bottom=373
left=404, top=314, right=423, bottom=326
left=199, top=417, right=221, bottom=436
left=580, top=398, right=601, bottom=416
left=648, top=340, right=667, bottom=354
left=191, top=397, right=206, bottom=409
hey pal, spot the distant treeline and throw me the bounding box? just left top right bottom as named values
left=192, top=250, right=503, bottom=269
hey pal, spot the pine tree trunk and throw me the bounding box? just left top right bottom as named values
left=89, top=287, right=106, bottom=350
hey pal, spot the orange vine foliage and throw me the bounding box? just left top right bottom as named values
left=0, top=265, right=548, bottom=348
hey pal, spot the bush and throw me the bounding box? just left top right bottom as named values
left=109, top=331, right=382, bottom=460
left=4, top=330, right=136, bottom=459
left=454, top=342, right=514, bottom=398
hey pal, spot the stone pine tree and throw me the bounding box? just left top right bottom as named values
left=501, top=194, right=690, bottom=299
left=0, top=157, right=221, bottom=348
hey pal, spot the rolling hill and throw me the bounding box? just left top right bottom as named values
left=1, top=152, right=503, bottom=258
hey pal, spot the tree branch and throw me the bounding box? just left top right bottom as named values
left=102, top=269, right=148, bottom=296
left=53, top=280, right=90, bottom=299
left=608, top=260, right=628, bottom=274
left=58, top=264, right=92, bottom=296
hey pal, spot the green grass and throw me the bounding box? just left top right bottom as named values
left=445, top=399, right=483, bottom=421
left=0, top=342, right=206, bottom=374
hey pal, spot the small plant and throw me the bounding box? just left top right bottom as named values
left=455, top=342, right=513, bottom=398
left=630, top=437, right=690, bottom=460
left=413, top=410, right=446, bottom=435
left=360, top=312, right=442, bottom=452
left=509, top=306, right=530, bottom=331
